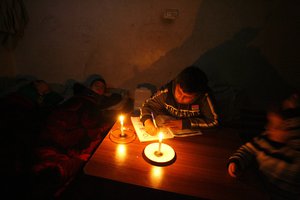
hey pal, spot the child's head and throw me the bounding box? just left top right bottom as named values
left=33, top=80, right=50, bottom=95
left=175, top=66, right=208, bottom=94
left=282, top=92, right=299, bottom=110
left=89, top=78, right=106, bottom=95
left=174, top=66, right=208, bottom=104
left=266, top=111, right=288, bottom=143
left=266, top=92, right=300, bottom=143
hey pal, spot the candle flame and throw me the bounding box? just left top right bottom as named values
left=159, top=132, right=163, bottom=142
left=119, top=115, right=124, bottom=126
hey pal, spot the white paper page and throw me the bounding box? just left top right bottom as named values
left=130, top=117, right=174, bottom=142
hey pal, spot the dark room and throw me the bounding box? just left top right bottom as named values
left=1, top=0, right=299, bottom=199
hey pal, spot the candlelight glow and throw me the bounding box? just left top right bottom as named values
left=157, top=132, right=163, bottom=154
left=115, top=144, right=127, bottom=163
left=151, top=166, right=163, bottom=177
left=119, top=115, right=124, bottom=126
left=150, top=166, right=163, bottom=187
left=159, top=132, right=163, bottom=142
left=119, top=115, right=125, bottom=136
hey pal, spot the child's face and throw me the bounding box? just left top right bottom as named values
left=90, top=80, right=106, bottom=95
left=35, top=81, right=50, bottom=95
left=266, top=112, right=283, bottom=130
left=266, top=112, right=288, bottom=143
left=174, top=84, right=198, bottom=104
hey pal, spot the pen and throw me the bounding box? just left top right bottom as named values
left=151, top=112, right=158, bottom=128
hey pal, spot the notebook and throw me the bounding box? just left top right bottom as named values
left=130, top=116, right=202, bottom=142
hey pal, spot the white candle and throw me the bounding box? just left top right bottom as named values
left=158, top=132, right=163, bottom=153
left=119, top=115, right=124, bottom=136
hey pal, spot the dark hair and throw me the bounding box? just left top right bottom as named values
left=175, top=66, right=208, bottom=93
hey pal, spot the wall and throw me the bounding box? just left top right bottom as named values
left=12, top=0, right=201, bottom=86
left=1, top=0, right=299, bottom=110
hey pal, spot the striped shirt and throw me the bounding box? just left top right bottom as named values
left=140, top=81, right=219, bottom=129
left=229, top=132, right=300, bottom=197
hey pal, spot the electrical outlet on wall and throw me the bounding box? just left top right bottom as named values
left=163, top=9, right=179, bottom=20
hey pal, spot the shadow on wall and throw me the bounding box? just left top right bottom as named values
left=193, top=27, right=293, bottom=110
left=122, top=27, right=293, bottom=125
left=120, top=1, right=295, bottom=125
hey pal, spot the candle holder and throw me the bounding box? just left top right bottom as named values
left=109, top=115, right=136, bottom=144
left=143, top=142, right=176, bottom=166
left=109, top=127, right=136, bottom=144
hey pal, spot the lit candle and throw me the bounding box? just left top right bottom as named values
left=119, top=115, right=124, bottom=136
left=158, top=132, right=163, bottom=153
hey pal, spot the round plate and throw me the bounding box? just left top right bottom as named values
left=109, top=129, right=136, bottom=144
left=143, top=143, right=176, bottom=166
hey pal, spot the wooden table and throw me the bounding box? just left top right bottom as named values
left=84, top=119, right=269, bottom=200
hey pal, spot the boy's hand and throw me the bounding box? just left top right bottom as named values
left=144, top=119, right=158, bottom=136
left=228, top=162, right=239, bottom=178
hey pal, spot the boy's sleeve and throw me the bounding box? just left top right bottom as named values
left=140, top=90, right=167, bottom=125
left=228, top=141, right=256, bottom=171
left=182, top=93, right=219, bottom=129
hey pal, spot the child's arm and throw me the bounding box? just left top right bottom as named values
left=228, top=162, right=242, bottom=178
left=227, top=140, right=257, bottom=177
